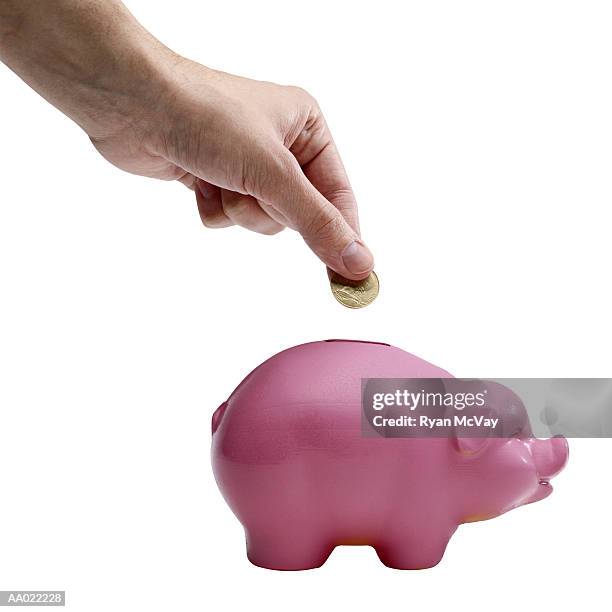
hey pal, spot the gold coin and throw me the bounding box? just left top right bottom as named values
left=330, top=271, right=379, bottom=309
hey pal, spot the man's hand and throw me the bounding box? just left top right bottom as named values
left=94, top=62, right=374, bottom=279
left=0, top=0, right=374, bottom=279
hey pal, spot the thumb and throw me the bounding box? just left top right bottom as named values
left=303, top=209, right=374, bottom=281
left=259, top=152, right=374, bottom=280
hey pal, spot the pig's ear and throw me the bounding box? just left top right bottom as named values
left=450, top=401, right=494, bottom=456
left=451, top=408, right=491, bottom=455
left=453, top=436, right=489, bottom=456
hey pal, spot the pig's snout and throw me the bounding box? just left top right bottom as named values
left=530, top=436, right=569, bottom=482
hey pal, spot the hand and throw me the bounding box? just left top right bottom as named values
left=0, top=0, right=374, bottom=279
left=91, top=60, right=374, bottom=280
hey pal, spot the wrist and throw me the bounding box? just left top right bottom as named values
left=147, top=58, right=225, bottom=167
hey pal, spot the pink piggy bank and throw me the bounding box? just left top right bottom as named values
left=211, top=340, right=568, bottom=570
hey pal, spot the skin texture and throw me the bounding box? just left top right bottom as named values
left=0, top=0, right=374, bottom=279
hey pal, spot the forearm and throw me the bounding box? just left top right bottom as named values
left=0, top=0, right=176, bottom=138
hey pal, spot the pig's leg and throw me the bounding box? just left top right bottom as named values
left=245, top=529, right=334, bottom=570
left=374, top=530, right=454, bottom=570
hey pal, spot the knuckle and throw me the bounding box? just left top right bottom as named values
left=222, top=196, right=252, bottom=219
left=287, top=85, right=313, bottom=102
left=260, top=224, right=285, bottom=236
left=199, top=210, right=229, bottom=229
left=200, top=217, right=223, bottom=229
left=287, top=86, right=320, bottom=116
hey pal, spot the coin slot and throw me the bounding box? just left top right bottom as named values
left=324, top=339, right=390, bottom=346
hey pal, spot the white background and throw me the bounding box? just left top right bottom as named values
left=1, top=1, right=610, bottom=610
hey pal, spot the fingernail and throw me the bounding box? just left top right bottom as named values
left=341, top=240, right=374, bottom=276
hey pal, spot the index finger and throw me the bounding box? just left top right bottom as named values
left=293, top=128, right=361, bottom=236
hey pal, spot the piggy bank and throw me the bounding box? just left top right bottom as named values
left=211, top=340, right=568, bottom=570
